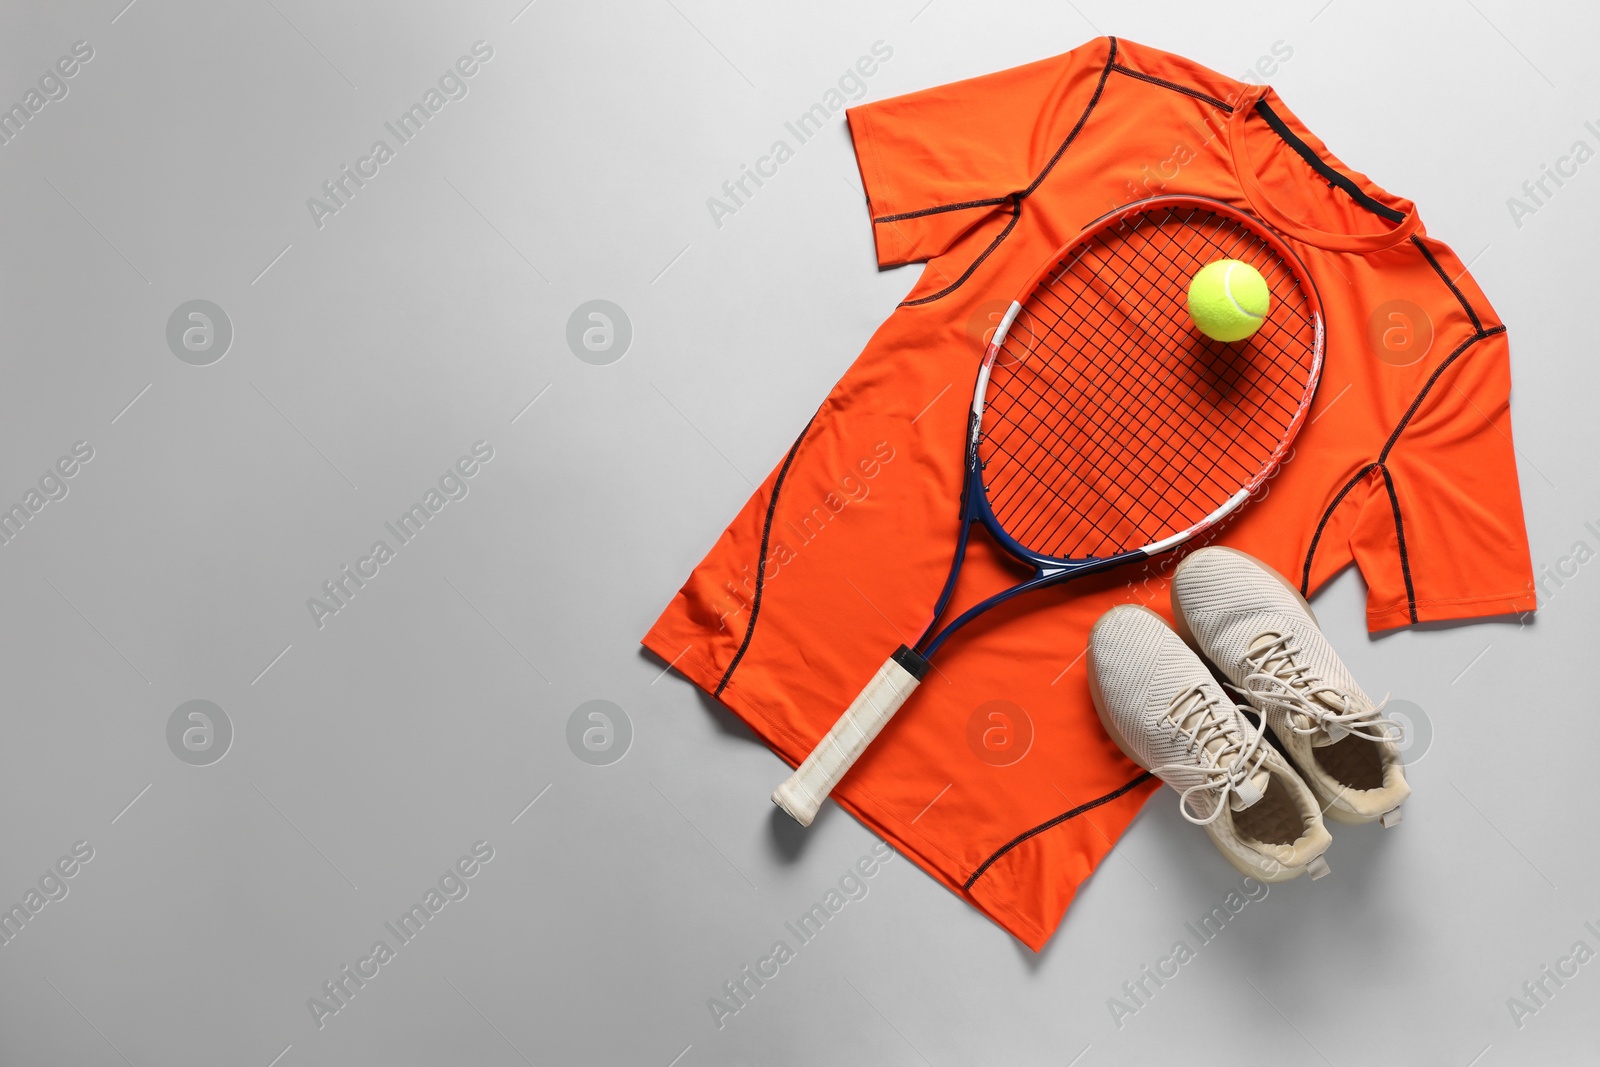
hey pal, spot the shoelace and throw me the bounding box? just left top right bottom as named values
left=1236, top=632, right=1401, bottom=744
left=1148, top=684, right=1270, bottom=827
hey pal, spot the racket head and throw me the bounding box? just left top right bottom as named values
left=971, top=195, right=1323, bottom=569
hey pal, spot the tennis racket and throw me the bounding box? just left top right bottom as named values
left=772, top=194, right=1323, bottom=826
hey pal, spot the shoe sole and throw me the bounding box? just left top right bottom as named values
left=1085, top=605, right=1317, bottom=884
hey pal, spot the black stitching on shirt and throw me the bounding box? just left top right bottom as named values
left=900, top=195, right=1021, bottom=307
left=1109, top=64, right=1233, bottom=111
left=1409, top=235, right=1484, bottom=334
left=714, top=416, right=817, bottom=697
left=1377, top=463, right=1419, bottom=623
left=1379, top=326, right=1506, bottom=462
left=878, top=37, right=1120, bottom=305
left=1300, top=462, right=1380, bottom=595
left=873, top=196, right=1012, bottom=224
left=962, top=771, right=1154, bottom=889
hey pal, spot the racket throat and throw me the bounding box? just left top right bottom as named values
left=890, top=644, right=932, bottom=681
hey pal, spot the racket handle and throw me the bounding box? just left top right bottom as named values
left=772, top=647, right=927, bottom=826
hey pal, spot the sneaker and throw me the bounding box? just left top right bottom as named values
left=1170, top=547, right=1410, bottom=827
left=1088, top=605, right=1333, bottom=882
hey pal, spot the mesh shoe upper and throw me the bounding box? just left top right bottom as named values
left=1174, top=551, right=1367, bottom=713
left=1089, top=604, right=1332, bottom=877
left=1171, top=547, right=1410, bottom=823
left=1089, top=605, right=1269, bottom=823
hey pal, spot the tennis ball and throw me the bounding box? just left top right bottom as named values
left=1187, top=260, right=1270, bottom=343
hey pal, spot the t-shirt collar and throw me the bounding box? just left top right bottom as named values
left=1228, top=85, right=1420, bottom=253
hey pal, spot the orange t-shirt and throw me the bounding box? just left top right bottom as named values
left=643, top=37, right=1534, bottom=950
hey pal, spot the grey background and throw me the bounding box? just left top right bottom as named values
left=1, top=0, right=1595, bottom=1063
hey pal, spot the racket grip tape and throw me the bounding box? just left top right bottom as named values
left=772, top=645, right=929, bottom=826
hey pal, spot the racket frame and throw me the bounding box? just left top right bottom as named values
left=918, top=194, right=1323, bottom=662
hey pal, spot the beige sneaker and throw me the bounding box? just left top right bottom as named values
left=1170, top=547, right=1410, bottom=827
left=1088, top=605, right=1332, bottom=882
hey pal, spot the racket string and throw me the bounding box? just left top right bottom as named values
left=991, top=274, right=1277, bottom=549
left=978, top=206, right=1318, bottom=561
left=1012, top=287, right=1285, bottom=472
left=1004, top=215, right=1305, bottom=550
left=1014, top=226, right=1297, bottom=455
left=984, top=370, right=1232, bottom=550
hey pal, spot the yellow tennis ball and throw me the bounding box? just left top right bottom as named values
left=1187, top=260, right=1270, bottom=343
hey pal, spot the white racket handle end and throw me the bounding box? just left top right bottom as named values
left=772, top=647, right=927, bottom=826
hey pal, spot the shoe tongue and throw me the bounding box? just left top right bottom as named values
left=1246, top=629, right=1289, bottom=665
left=1309, top=721, right=1349, bottom=746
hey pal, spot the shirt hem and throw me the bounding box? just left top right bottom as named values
left=845, top=106, right=906, bottom=268
left=1367, top=590, right=1536, bottom=632
left=640, top=625, right=1057, bottom=951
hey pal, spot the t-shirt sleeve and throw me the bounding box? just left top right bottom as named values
left=1346, top=327, right=1537, bottom=631
left=845, top=38, right=1113, bottom=268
